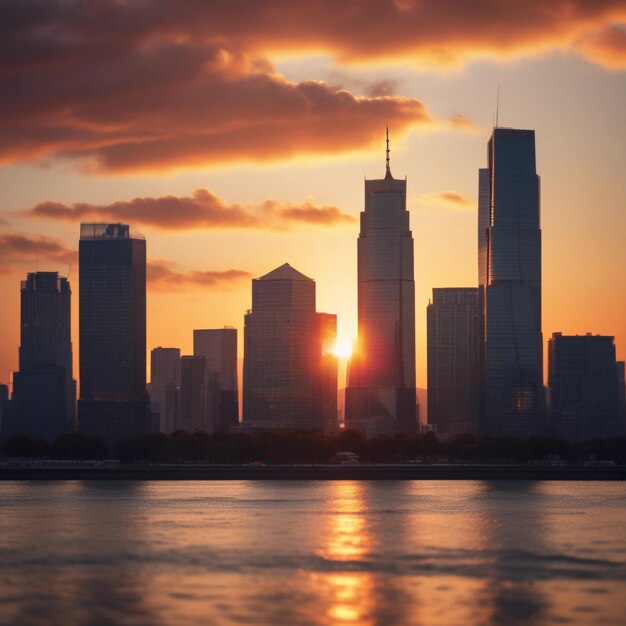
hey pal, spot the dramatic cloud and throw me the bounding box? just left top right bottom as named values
left=577, top=25, right=626, bottom=68
left=418, top=191, right=474, bottom=210
left=147, top=261, right=252, bottom=292
left=26, top=188, right=356, bottom=231
left=0, top=233, right=76, bottom=265
left=9, top=1, right=626, bottom=172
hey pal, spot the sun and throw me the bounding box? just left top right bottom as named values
left=332, top=339, right=353, bottom=359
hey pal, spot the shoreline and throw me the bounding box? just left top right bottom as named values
left=1, top=464, right=625, bottom=481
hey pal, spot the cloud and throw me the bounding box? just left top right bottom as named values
left=3, top=1, right=623, bottom=173
left=448, top=114, right=478, bottom=132
left=26, top=188, right=356, bottom=231
left=0, top=233, right=76, bottom=265
left=418, top=191, right=474, bottom=210
left=147, top=261, right=252, bottom=292
left=576, top=24, right=626, bottom=68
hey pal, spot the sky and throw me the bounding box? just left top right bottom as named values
left=1, top=0, right=626, bottom=391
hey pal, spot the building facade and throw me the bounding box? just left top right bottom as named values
left=193, top=328, right=239, bottom=433
left=548, top=333, right=622, bottom=440
left=427, top=288, right=480, bottom=439
left=242, top=263, right=337, bottom=431
left=3, top=272, right=76, bottom=441
left=345, top=134, right=417, bottom=436
left=478, top=128, right=544, bottom=437
left=149, top=347, right=181, bottom=434
left=178, top=355, right=207, bottom=433
left=78, top=223, right=149, bottom=440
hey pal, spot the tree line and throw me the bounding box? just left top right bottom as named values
left=1, top=430, right=625, bottom=464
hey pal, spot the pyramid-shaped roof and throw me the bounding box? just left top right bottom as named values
left=257, top=263, right=313, bottom=282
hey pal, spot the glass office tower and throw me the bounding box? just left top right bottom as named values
left=193, top=328, right=239, bottom=433
left=478, top=128, right=544, bottom=437
left=3, top=272, right=76, bottom=440
left=78, top=223, right=149, bottom=439
left=345, top=134, right=417, bottom=436
left=242, top=263, right=337, bottom=431
left=548, top=333, right=623, bottom=440
left=149, top=347, right=181, bottom=434
left=427, top=288, right=480, bottom=439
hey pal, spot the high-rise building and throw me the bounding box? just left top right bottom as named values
left=427, top=288, right=480, bottom=439
left=193, top=328, right=238, bottom=433
left=178, top=355, right=207, bottom=433
left=548, top=333, right=622, bottom=440
left=2, top=272, right=76, bottom=441
left=78, top=223, right=149, bottom=440
left=0, top=384, right=9, bottom=436
left=478, top=128, right=544, bottom=437
left=242, top=263, right=337, bottom=430
left=315, top=313, right=339, bottom=433
left=149, top=347, right=181, bottom=434
left=618, top=361, right=626, bottom=433
left=345, top=131, right=417, bottom=436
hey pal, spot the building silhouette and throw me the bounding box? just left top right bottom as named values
left=478, top=128, right=544, bottom=437
left=427, top=288, right=480, bottom=439
left=78, top=223, right=149, bottom=440
left=2, top=272, right=76, bottom=441
left=0, top=384, right=7, bottom=434
left=178, top=355, right=207, bottom=433
left=242, top=263, right=337, bottom=431
left=548, top=333, right=623, bottom=440
left=618, top=361, right=626, bottom=433
left=193, top=328, right=238, bottom=433
left=149, top=347, right=181, bottom=434
left=345, top=131, right=417, bottom=436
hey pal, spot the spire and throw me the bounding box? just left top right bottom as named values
left=385, top=126, right=393, bottom=179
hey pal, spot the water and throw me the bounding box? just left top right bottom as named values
left=0, top=480, right=625, bottom=626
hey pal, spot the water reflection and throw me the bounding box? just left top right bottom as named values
left=313, top=482, right=376, bottom=625
left=479, top=481, right=548, bottom=626
left=0, top=481, right=625, bottom=626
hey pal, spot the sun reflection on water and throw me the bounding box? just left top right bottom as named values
left=311, top=482, right=376, bottom=625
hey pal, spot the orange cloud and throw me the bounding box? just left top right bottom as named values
left=449, top=114, right=478, bottom=132
left=576, top=25, right=626, bottom=68
left=417, top=190, right=474, bottom=210
left=3, top=1, right=624, bottom=173
left=26, top=189, right=356, bottom=231
left=0, top=233, right=76, bottom=265
left=147, top=261, right=252, bottom=292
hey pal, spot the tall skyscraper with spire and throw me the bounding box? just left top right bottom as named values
left=478, top=128, right=544, bottom=437
left=345, top=130, right=417, bottom=436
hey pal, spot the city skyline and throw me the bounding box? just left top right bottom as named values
left=1, top=2, right=625, bottom=394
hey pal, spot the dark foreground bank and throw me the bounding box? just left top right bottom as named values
left=1, top=464, right=625, bottom=481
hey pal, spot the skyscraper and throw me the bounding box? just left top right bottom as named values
left=345, top=131, right=417, bottom=436
left=193, top=328, right=238, bottom=433
left=178, top=355, right=207, bottom=433
left=548, top=333, right=622, bottom=440
left=242, top=263, right=337, bottom=430
left=149, top=347, right=181, bottom=434
left=78, top=223, right=149, bottom=440
left=478, top=128, right=544, bottom=437
left=3, top=272, right=76, bottom=440
left=427, top=288, right=480, bottom=439
left=618, top=361, right=626, bottom=433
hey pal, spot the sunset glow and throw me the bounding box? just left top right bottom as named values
left=0, top=0, right=624, bottom=395
left=333, top=340, right=353, bottom=360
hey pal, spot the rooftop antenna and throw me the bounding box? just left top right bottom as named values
left=36, top=246, right=39, bottom=272
left=495, top=85, right=500, bottom=128
left=385, top=125, right=392, bottom=179
left=67, top=263, right=72, bottom=280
